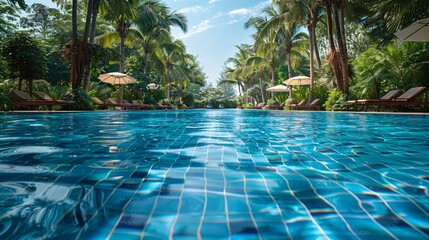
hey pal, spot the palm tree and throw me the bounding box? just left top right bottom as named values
left=52, top=0, right=101, bottom=91
left=152, top=39, right=187, bottom=99
left=274, top=0, right=320, bottom=102
left=371, top=0, right=429, bottom=39
left=323, top=0, right=342, bottom=90
left=226, top=44, right=257, bottom=104
left=245, top=12, right=279, bottom=89
left=332, top=0, right=349, bottom=92
left=127, top=0, right=187, bottom=74
left=98, top=0, right=139, bottom=73
left=245, top=54, right=268, bottom=104
left=253, top=5, right=308, bottom=98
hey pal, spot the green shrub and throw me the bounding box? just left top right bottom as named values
left=71, top=89, right=94, bottom=110
left=284, top=98, right=294, bottom=110
left=324, top=88, right=347, bottom=111
left=143, top=95, right=157, bottom=105
left=0, top=79, right=14, bottom=111
left=217, top=99, right=237, bottom=108
left=236, top=96, right=243, bottom=108
left=243, top=103, right=253, bottom=108
left=266, top=98, right=279, bottom=106
left=194, top=100, right=206, bottom=108
left=182, top=94, right=194, bottom=106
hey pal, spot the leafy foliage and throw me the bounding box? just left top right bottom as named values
left=351, top=43, right=429, bottom=100
left=1, top=32, right=47, bottom=81
left=323, top=88, right=347, bottom=111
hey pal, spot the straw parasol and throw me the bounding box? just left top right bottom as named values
left=283, top=75, right=311, bottom=86
left=98, top=72, right=137, bottom=101
left=283, top=76, right=311, bottom=99
left=266, top=84, right=289, bottom=92
left=395, top=18, right=429, bottom=42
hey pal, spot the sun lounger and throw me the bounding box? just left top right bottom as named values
left=288, top=100, right=305, bottom=110
left=91, top=97, right=109, bottom=109
left=130, top=100, right=153, bottom=110
left=34, top=91, right=74, bottom=107
left=352, top=87, right=428, bottom=112
left=121, top=100, right=141, bottom=110
left=10, top=89, right=58, bottom=110
left=292, top=99, right=322, bottom=110
left=106, top=98, right=135, bottom=110
left=157, top=101, right=172, bottom=110
left=265, top=102, right=285, bottom=110
left=248, top=102, right=265, bottom=109
left=347, top=89, right=401, bottom=111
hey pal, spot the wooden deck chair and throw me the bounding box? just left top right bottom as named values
left=10, top=89, right=57, bottom=110
left=346, top=89, right=401, bottom=111
left=34, top=91, right=74, bottom=107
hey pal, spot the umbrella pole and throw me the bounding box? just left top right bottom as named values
left=119, top=85, right=123, bottom=102
left=288, top=86, right=293, bottom=100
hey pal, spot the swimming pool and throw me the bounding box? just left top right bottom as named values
left=0, top=110, right=428, bottom=239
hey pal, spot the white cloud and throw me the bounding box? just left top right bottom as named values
left=211, top=11, right=223, bottom=20
left=177, top=20, right=213, bottom=39
left=178, top=5, right=204, bottom=14
left=228, top=8, right=253, bottom=16
left=255, top=0, right=271, bottom=11
left=209, top=0, right=221, bottom=4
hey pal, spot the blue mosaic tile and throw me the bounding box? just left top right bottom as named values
left=0, top=110, right=428, bottom=239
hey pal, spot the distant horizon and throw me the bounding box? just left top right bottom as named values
left=25, top=0, right=270, bottom=86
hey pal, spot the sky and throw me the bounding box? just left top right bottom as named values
left=26, top=0, right=272, bottom=84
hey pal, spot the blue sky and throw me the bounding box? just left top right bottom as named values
left=168, top=0, right=271, bottom=84
left=26, top=0, right=271, bottom=84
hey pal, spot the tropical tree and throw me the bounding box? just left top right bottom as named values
left=0, top=1, right=19, bottom=35
left=216, top=75, right=236, bottom=100
left=1, top=32, right=47, bottom=95
left=52, top=0, right=91, bottom=91
left=332, top=0, right=349, bottom=92
left=245, top=12, right=279, bottom=89
left=6, top=0, right=26, bottom=9
left=218, top=65, right=243, bottom=97
left=252, top=4, right=308, bottom=97
left=365, top=0, right=429, bottom=43
left=98, top=0, right=139, bottom=73
left=127, top=0, right=187, bottom=74
left=151, top=39, right=182, bottom=98
left=225, top=44, right=257, bottom=104
left=20, top=3, right=61, bottom=40
left=273, top=0, right=320, bottom=102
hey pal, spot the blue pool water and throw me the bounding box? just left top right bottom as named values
left=0, top=110, right=428, bottom=239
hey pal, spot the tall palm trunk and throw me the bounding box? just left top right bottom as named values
left=84, top=0, right=100, bottom=90
left=143, top=50, right=149, bottom=74
left=165, top=66, right=170, bottom=99
left=82, top=0, right=93, bottom=90
left=313, top=30, right=322, bottom=71
left=324, top=0, right=343, bottom=90
left=308, top=15, right=316, bottom=103
left=72, top=0, right=77, bottom=40
left=70, top=0, right=79, bottom=90
left=237, top=82, right=242, bottom=97
left=333, top=0, right=349, bottom=92
left=118, top=16, right=127, bottom=73
left=286, top=51, right=294, bottom=98
left=270, top=62, right=276, bottom=98
left=258, top=72, right=266, bottom=103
